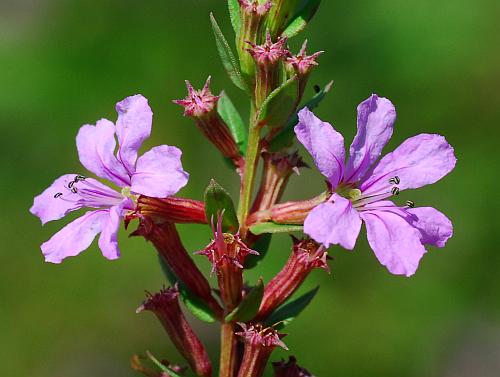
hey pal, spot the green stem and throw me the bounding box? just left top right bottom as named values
left=219, top=323, right=238, bottom=377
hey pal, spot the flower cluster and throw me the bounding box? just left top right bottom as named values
left=30, top=1, right=456, bottom=376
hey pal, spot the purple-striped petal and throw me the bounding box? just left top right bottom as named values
left=408, top=207, right=453, bottom=247
left=360, top=134, right=456, bottom=195
left=76, top=119, right=130, bottom=187
left=115, top=95, right=152, bottom=175
left=360, top=210, right=427, bottom=277
left=344, top=95, right=396, bottom=183
left=41, top=210, right=108, bottom=263
left=131, top=145, right=189, bottom=198
left=304, top=194, right=361, bottom=249
left=295, top=108, right=345, bottom=188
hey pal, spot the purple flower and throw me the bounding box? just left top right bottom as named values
left=294, top=95, right=456, bottom=276
left=30, top=95, right=189, bottom=263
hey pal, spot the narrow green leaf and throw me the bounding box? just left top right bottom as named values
left=258, top=75, right=300, bottom=129
left=265, top=286, right=319, bottom=329
left=146, top=351, right=183, bottom=377
left=225, top=278, right=264, bottom=322
left=210, top=13, right=249, bottom=92
left=228, top=0, right=241, bottom=34
left=244, top=233, right=272, bottom=269
left=158, top=256, right=217, bottom=323
left=218, top=91, right=248, bottom=155
left=204, top=179, right=239, bottom=233
left=250, top=222, right=304, bottom=235
left=269, top=80, right=333, bottom=151
left=282, top=0, right=322, bottom=38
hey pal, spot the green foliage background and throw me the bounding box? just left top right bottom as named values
left=1, top=1, right=499, bottom=376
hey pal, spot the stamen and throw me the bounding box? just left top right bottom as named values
left=54, top=192, right=63, bottom=198
left=75, top=175, right=86, bottom=181
left=391, top=187, right=400, bottom=196
left=71, top=187, right=78, bottom=194
left=389, top=176, right=400, bottom=185
left=405, top=200, right=415, bottom=208
left=348, top=189, right=362, bottom=200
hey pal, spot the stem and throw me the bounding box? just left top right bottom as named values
left=219, top=323, right=238, bottom=377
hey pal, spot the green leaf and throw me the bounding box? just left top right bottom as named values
left=218, top=91, right=248, bottom=155
left=146, top=351, right=184, bottom=377
left=244, top=233, right=272, bottom=269
left=228, top=0, right=241, bottom=34
left=158, top=256, right=217, bottom=323
left=282, top=0, right=322, bottom=38
left=258, top=75, right=300, bottom=129
left=210, top=13, right=249, bottom=92
left=225, top=278, right=264, bottom=322
left=204, top=179, right=239, bottom=233
left=265, top=286, right=319, bottom=329
left=250, top=222, right=304, bottom=235
left=269, top=80, right=333, bottom=151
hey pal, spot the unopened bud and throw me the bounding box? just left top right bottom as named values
left=137, top=288, right=212, bottom=377
left=272, top=356, right=314, bottom=377
left=266, top=0, right=301, bottom=37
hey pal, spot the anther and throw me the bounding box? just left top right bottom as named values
left=68, top=181, right=75, bottom=188
left=54, top=192, right=63, bottom=198
left=71, top=187, right=78, bottom=194
left=75, top=175, right=86, bottom=181
left=391, top=187, right=400, bottom=196
left=405, top=200, right=415, bottom=208
left=389, top=176, right=400, bottom=185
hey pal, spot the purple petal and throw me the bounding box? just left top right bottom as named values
left=41, top=210, right=108, bottom=263
left=360, top=134, right=456, bottom=195
left=407, top=207, right=453, bottom=247
left=304, top=194, right=361, bottom=249
left=344, top=95, right=396, bottom=183
left=97, top=204, right=123, bottom=260
left=130, top=145, right=189, bottom=198
left=360, top=210, right=427, bottom=276
left=76, top=119, right=130, bottom=187
left=30, top=174, right=84, bottom=225
left=295, top=108, right=345, bottom=188
left=115, top=95, right=153, bottom=175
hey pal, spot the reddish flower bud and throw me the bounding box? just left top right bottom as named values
left=174, top=77, right=243, bottom=170
left=236, top=323, right=288, bottom=377
left=132, top=218, right=223, bottom=319
left=272, top=356, right=314, bottom=377
left=137, top=288, right=212, bottom=377
left=256, top=238, right=329, bottom=321
left=196, top=214, right=258, bottom=311
left=285, top=40, right=323, bottom=76
left=239, top=0, right=273, bottom=16
left=136, top=196, right=207, bottom=224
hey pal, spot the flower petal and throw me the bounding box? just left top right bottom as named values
left=407, top=207, right=453, bottom=247
left=344, top=95, right=396, bottom=183
left=30, top=174, right=84, bottom=225
left=98, top=204, right=123, bottom=260
left=76, top=119, right=130, bottom=186
left=115, top=95, right=152, bottom=174
left=360, top=134, right=456, bottom=195
left=360, top=210, right=427, bottom=276
left=131, top=145, right=189, bottom=197
left=304, top=194, right=361, bottom=249
left=41, top=210, right=108, bottom=263
left=295, top=108, right=345, bottom=188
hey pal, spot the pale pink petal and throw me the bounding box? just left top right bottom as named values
left=360, top=210, right=427, bottom=276
left=41, top=210, right=108, bottom=263
left=76, top=119, right=130, bottom=186
left=131, top=145, right=189, bottom=198
left=360, top=134, right=456, bottom=195
left=98, top=204, right=123, bottom=260
left=295, top=108, right=345, bottom=188
left=344, top=95, right=396, bottom=183
left=30, top=174, right=84, bottom=225
left=115, top=95, right=152, bottom=174
left=304, top=194, right=361, bottom=249
left=408, top=207, right=453, bottom=247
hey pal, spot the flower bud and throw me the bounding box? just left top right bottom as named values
left=137, top=288, right=212, bottom=377
left=272, top=356, right=314, bottom=377
left=173, top=77, right=243, bottom=170
left=236, top=323, right=288, bottom=377
left=256, top=238, right=329, bottom=320
left=266, top=0, right=301, bottom=37
left=132, top=218, right=223, bottom=319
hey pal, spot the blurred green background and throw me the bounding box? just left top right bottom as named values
left=1, top=0, right=499, bottom=376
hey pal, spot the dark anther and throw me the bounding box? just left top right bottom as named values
left=75, top=175, right=86, bottom=181
left=71, top=187, right=78, bottom=194
left=68, top=181, right=75, bottom=188
left=391, top=187, right=400, bottom=196
left=389, top=176, right=400, bottom=185
left=313, top=84, right=321, bottom=93
left=54, top=192, right=63, bottom=198
left=406, top=200, right=415, bottom=208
